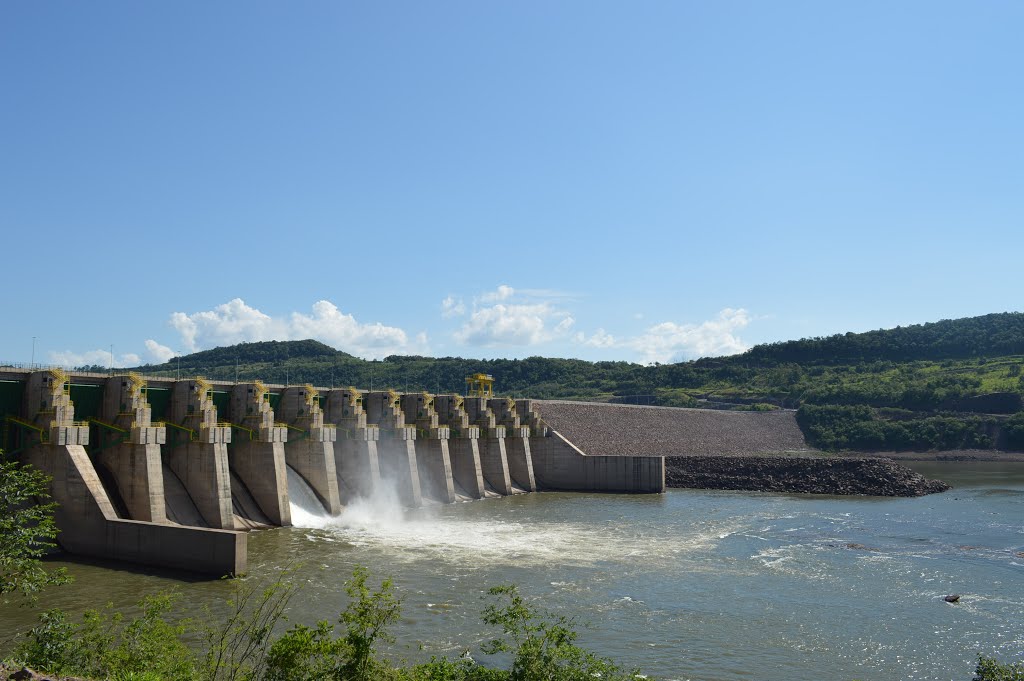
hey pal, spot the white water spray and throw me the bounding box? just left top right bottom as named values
left=286, top=466, right=333, bottom=529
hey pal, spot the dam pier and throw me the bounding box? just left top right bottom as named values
left=0, top=368, right=664, bottom=576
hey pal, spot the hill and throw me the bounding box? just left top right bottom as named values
left=126, top=312, right=1024, bottom=452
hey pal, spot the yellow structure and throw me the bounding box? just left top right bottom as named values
left=466, top=373, right=495, bottom=398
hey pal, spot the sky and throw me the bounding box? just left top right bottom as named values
left=2, top=1, right=1022, bottom=368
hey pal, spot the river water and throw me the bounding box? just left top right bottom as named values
left=2, top=462, right=1022, bottom=681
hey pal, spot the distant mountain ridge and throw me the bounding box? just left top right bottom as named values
left=139, top=311, right=1024, bottom=374
left=735, top=312, right=1024, bottom=366
left=125, top=312, right=1024, bottom=452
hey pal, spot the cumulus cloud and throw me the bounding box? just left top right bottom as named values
left=627, top=308, right=750, bottom=363
left=289, top=300, right=418, bottom=358
left=441, top=295, right=466, bottom=318
left=448, top=285, right=576, bottom=348
left=49, top=349, right=141, bottom=368
left=144, top=339, right=176, bottom=363
left=159, top=298, right=424, bottom=360
left=574, top=328, right=616, bottom=348
left=479, top=284, right=516, bottom=303
left=453, top=304, right=575, bottom=346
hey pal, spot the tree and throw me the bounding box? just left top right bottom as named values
left=0, top=455, right=69, bottom=604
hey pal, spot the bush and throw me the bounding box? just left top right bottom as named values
left=16, top=593, right=194, bottom=680
left=0, top=458, right=70, bottom=604
left=9, top=569, right=651, bottom=681
left=974, top=655, right=1024, bottom=680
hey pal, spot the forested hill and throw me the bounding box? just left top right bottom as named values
left=734, top=312, right=1024, bottom=366
left=126, top=311, right=1024, bottom=405
left=124, top=312, right=1024, bottom=451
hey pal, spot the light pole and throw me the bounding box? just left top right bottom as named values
left=31, top=336, right=36, bottom=368
left=110, top=344, right=114, bottom=376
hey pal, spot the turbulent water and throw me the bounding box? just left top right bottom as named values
left=2, top=462, right=1022, bottom=681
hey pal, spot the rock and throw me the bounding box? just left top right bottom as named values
left=663, top=455, right=951, bottom=497
left=944, top=594, right=960, bottom=603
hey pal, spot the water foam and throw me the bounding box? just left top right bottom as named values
left=287, top=466, right=333, bottom=528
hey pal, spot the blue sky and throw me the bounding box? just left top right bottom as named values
left=2, top=2, right=1022, bottom=368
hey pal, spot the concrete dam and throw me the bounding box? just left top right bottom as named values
left=0, top=368, right=666, bottom=576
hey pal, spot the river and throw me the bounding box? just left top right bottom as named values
left=2, top=462, right=1022, bottom=681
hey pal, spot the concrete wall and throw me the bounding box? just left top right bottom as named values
left=335, top=436, right=380, bottom=502
left=415, top=438, right=457, bottom=503
left=505, top=435, right=537, bottom=492
left=377, top=437, right=422, bottom=507
left=165, top=442, right=234, bottom=529
left=98, top=443, right=167, bottom=523
left=285, top=439, right=342, bottom=515
left=530, top=431, right=665, bottom=493
left=27, top=443, right=245, bottom=576
left=230, top=440, right=291, bottom=526
left=478, top=434, right=513, bottom=495
left=448, top=437, right=485, bottom=499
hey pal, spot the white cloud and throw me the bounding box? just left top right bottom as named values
left=479, top=284, right=516, bottom=303
left=160, top=298, right=424, bottom=360
left=450, top=285, right=575, bottom=347
left=289, top=300, right=420, bottom=358
left=554, top=316, right=575, bottom=334
left=454, top=303, right=574, bottom=346
left=49, top=349, right=141, bottom=368
left=574, top=328, right=616, bottom=348
left=144, top=339, right=176, bottom=363
left=627, top=308, right=750, bottom=363
left=441, top=295, right=466, bottom=318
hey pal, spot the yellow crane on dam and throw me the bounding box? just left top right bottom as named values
left=466, top=373, right=494, bottom=398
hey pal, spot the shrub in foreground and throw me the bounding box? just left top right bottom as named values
left=10, top=567, right=648, bottom=681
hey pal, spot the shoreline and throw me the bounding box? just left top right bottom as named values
left=858, top=449, right=1024, bottom=463
left=663, top=455, right=950, bottom=497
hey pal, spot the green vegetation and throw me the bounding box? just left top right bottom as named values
left=113, top=312, right=1024, bottom=453
left=0, top=456, right=69, bottom=605
left=9, top=567, right=645, bottom=681
left=974, top=655, right=1024, bottom=681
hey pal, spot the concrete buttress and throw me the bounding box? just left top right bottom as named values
left=436, top=395, right=485, bottom=499
left=324, top=387, right=381, bottom=503
left=227, top=382, right=291, bottom=527
left=168, top=379, right=234, bottom=529
left=466, top=397, right=513, bottom=495
left=401, top=393, right=456, bottom=504
left=97, top=373, right=168, bottom=522
left=277, top=385, right=341, bottom=515
left=24, top=370, right=245, bottom=576
left=490, top=398, right=537, bottom=492
left=365, top=391, right=422, bottom=507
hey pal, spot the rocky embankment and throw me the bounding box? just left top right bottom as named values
left=665, top=455, right=950, bottom=496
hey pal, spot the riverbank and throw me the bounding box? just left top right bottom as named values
left=664, top=454, right=950, bottom=496
left=864, top=449, right=1024, bottom=462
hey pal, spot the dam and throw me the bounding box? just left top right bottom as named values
left=0, top=368, right=666, bottom=576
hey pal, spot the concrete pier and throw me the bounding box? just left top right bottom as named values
left=277, top=385, right=341, bottom=515
left=401, top=393, right=456, bottom=504
left=436, top=395, right=485, bottom=499
left=466, top=397, right=515, bottom=495
left=490, top=398, right=536, bottom=492
left=167, top=379, right=234, bottom=529
left=325, top=387, right=381, bottom=502
left=227, top=382, right=291, bottom=527
left=96, top=373, right=167, bottom=523
left=21, top=369, right=245, bottom=575
left=366, top=390, right=422, bottom=507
